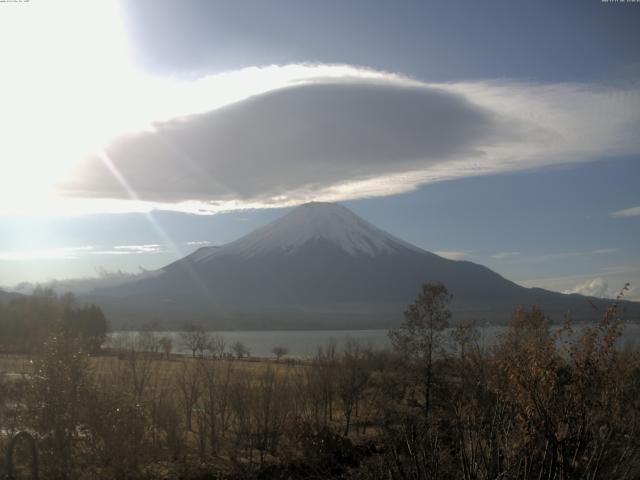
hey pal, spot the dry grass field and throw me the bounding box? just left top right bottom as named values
left=0, top=352, right=305, bottom=377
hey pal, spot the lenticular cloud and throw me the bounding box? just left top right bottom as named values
left=59, top=64, right=640, bottom=212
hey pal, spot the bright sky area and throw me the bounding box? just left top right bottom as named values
left=0, top=0, right=638, bottom=299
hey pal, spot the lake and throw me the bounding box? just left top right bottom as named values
left=108, top=323, right=640, bottom=358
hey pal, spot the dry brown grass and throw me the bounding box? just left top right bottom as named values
left=0, top=352, right=300, bottom=372
left=0, top=355, right=32, bottom=375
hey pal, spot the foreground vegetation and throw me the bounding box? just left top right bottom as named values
left=0, top=288, right=107, bottom=354
left=0, top=284, right=639, bottom=479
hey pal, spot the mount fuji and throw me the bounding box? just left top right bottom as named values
left=88, top=202, right=638, bottom=329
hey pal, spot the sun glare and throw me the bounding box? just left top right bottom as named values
left=0, top=0, right=416, bottom=217
left=3, top=2, right=636, bottom=220
left=0, top=0, right=406, bottom=215
left=0, top=0, right=140, bottom=212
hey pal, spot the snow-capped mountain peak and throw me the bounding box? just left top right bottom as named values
left=195, top=202, right=423, bottom=262
left=97, top=202, right=635, bottom=330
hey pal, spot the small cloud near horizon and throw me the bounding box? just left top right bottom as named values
left=435, top=250, right=469, bottom=260
left=611, top=205, right=640, bottom=217
left=564, top=277, right=615, bottom=299
left=590, top=248, right=617, bottom=255
left=115, top=244, right=163, bottom=253
left=491, top=251, right=521, bottom=260
left=91, top=244, right=164, bottom=255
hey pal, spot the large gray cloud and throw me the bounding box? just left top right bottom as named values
left=63, top=81, right=514, bottom=204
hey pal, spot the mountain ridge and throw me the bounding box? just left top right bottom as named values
left=0, top=289, right=24, bottom=303
left=87, top=202, right=639, bottom=329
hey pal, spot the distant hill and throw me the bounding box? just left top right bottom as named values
left=0, top=289, right=24, bottom=303
left=87, top=202, right=640, bottom=329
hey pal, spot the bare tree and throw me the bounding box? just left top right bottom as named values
left=271, top=345, right=288, bottom=361
left=180, top=324, right=208, bottom=357
left=109, top=331, right=136, bottom=352
left=337, top=338, right=372, bottom=435
left=450, top=319, right=480, bottom=359
left=159, top=335, right=173, bottom=360
left=253, top=366, right=291, bottom=464
left=137, top=330, right=159, bottom=354
left=207, top=333, right=226, bottom=359
left=389, top=282, right=451, bottom=418
left=176, top=360, right=203, bottom=431
left=196, top=360, right=228, bottom=455
left=119, top=345, right=156, bottom=401
left=232, top=340, right=250, bottom=359
left=312, top=340, right=338, bottom=425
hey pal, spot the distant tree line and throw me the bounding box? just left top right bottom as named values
left=0, top=287, right=107, bottom=354
left=111, top=325, right=253, bottom=361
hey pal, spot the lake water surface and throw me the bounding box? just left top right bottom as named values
left=109, top=323, right=640, bottom=358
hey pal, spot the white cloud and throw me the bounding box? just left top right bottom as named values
left=590, top=248, right=617, bottom=255
left=564, top=277, right=614, bottom=298
left=114, top=244, right=163, bottom=253
left=61, top=67, right=640, bottom=212
left=0, top=0, right=637, bottom=214
left=612, top=206, right=640, bottom=217
left=185, top=241, right=212, bottom=246
left=435, top=251, right=469, bottom=260
left=491, top=251, right=521, bottom=260
left=519, top=268, right=639, bottom=301
left=0, top=58, right=638, bottom=213
left=90, top=251, right=132, bottom=256
left=91, top=244, right=164, bottom=255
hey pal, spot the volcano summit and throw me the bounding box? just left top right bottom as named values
left=89, top=203, right=638, bottom=329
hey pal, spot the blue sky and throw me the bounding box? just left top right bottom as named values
left=121, top=0, right=640, bottom=84
left=0, top=0, right=639, bottom=299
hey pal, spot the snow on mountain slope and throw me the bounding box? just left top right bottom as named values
left=194, top=202, right=424, bottom=262
left=89, top=202, right=640, bottom=329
